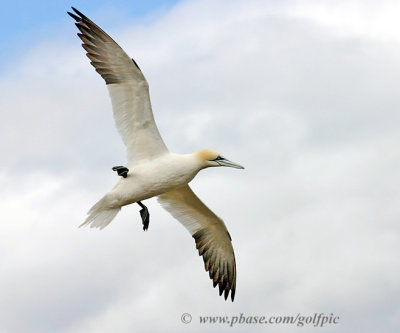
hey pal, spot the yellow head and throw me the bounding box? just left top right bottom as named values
left=195, top=149, right=245, bottom=169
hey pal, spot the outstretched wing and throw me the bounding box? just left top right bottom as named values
left=68, top=7, right=168, bottom=163
left=158, top=185, right=236, bottom=301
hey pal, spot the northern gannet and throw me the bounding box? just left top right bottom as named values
left=68, top=7, right=244, bottom=301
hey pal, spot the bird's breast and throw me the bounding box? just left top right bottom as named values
left=114, top=155, right=199, bottom=205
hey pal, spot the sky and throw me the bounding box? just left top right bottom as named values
left=1, top=0, right=400, bottom=332
left=0, top=0, right=180, bottom=65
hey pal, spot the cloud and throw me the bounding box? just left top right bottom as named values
left=1, top=0, right=399, bottom=332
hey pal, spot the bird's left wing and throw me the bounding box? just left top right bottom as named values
left=158, top=185, right=236, bottom=301
left=68, top=7, right=168, bottom=163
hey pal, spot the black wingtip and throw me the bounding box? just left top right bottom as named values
left=71, top=6, right=87, bottom=19
left=67, top=11, right=81, bottom=22
left=224, top=288, right=229, bottom=300
left=219, top=283, right=224, bottom=296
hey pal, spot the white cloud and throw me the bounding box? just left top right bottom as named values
left=1, top=0, right=399, bottom=332
left=279, top=0, right=400, bottom=42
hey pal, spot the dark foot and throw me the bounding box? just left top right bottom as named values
left=112, top=165, right=129, bottom=178
left=137, top=201, right=150, bottom=231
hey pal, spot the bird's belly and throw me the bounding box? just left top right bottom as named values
left=113, top=166, right=198, bottom=206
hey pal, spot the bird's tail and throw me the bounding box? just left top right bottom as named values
left=80, top=196, right=120, bottom=229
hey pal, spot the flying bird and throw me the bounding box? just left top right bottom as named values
left=68, top=7, right=244, bottom=301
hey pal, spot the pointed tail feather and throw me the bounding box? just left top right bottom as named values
left=80, top=197, right=120, bottom=229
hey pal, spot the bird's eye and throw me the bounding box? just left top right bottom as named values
left=213, top=155, right=224, bottom=161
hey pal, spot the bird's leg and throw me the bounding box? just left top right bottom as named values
left=137, top=201, right=150, bottom=231
left=112, top=165, right=129, bottom=178
left=111, top=166, right=150, bottom=230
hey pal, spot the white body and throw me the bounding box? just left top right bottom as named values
left=106, top=153, right=200, bottom=207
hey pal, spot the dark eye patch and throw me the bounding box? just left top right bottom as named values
left=213, top=155, right=224, bottom=161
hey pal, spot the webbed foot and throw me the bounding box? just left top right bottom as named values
left=137, top=201, right=150, bottom=231
left=112, top=165, right=129, bottom=178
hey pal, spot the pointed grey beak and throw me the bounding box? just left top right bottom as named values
left=217, top=158, right=245, bottom=169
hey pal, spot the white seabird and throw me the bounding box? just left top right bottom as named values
left=68, top=7, right=244, bottom=301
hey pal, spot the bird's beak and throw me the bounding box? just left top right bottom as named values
left=217, top=158, right=245, bottom=169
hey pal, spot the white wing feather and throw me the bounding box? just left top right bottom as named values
left=69, top=7, right=168, bottom=164
left=158, top=185, right=236, bottom=301
left=108, top=82, right=168, bottom=163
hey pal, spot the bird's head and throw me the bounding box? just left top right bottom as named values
left=195, top=149, right=245, bottom=170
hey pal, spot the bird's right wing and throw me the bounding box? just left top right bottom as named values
left=68, top=7, right=168, bottom=163
left=158, top=185, right=236, bottom=301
